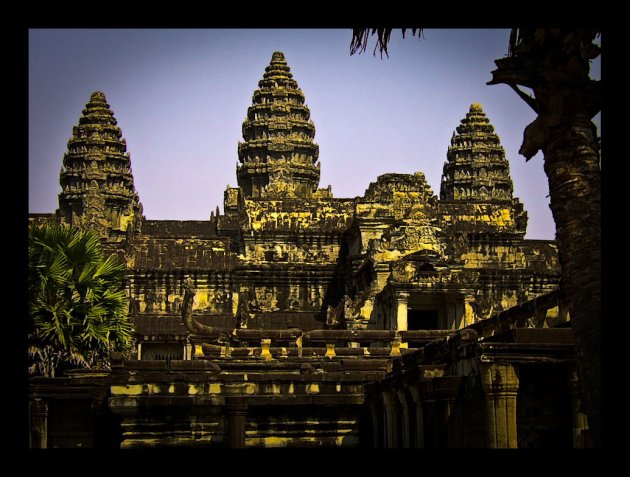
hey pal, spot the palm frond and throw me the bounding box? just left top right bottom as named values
left=93, top=254, right=126, bottom=280
left=28, top=223, right=133, bottom=376
left=350, top=28, right=424, bottom=58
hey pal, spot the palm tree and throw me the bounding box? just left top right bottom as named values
left=350, top=28, right=601, bottom=447
left=28, top=224, right=133, bottom=377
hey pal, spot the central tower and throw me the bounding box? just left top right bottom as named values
left=237, top=52, right=320, bottom=198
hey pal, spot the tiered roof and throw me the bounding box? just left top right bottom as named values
left=237, top=52, right=320, bottom=198
left=58, top=91, right=142, bottom=235
left=440, top=103, right=514, bottom=201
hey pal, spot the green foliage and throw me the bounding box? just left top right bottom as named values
left=28, top=224, right=133, bottom=377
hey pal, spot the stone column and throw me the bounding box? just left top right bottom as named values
left=433, top=376, right=462, bottom=448
left=260, top=339, right=272, bottom=360
left=396, top=389, right=411, bottom=448
left=567, top=368, right=589, bottom=448
left=408, top=384, right=424, bottom=448
left=382, top=391, right=399, bottom=448
left=419, top=379, right=437, bottom=448
left=367, top=397, right=381, bottom=448
left=29, top=398, right=48, bottom=449
left=480, top=363, right=520, bottom=448
left=137, top=342, right=142, bottom=360
left=91, top=394, right=109, bottom=448
left=225, top=397, right=248, bottom=448
left=394, top=292, right=409, bottom=331
left=463, top=298, right=476, bottom=329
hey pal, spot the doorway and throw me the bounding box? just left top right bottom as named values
left=407, top=309, right=439, bottom=330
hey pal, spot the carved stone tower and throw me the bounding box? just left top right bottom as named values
left=58, top=91, right=143, bottom=239
left=440, top=103, right=515, bottom=201
left=237, top=52, right=320, bottom=198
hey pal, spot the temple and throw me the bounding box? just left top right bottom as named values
left=56, top=91, right=143, bottom=240
left=28, top=52, right=587, bottom=448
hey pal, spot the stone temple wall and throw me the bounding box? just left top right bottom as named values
left=27, top=53, right=560, bottom=341
left=29, top=52, right=572, bottom=448
left=27, top=52, right=570, bottom=449
left=28, top=88, right=560, bottom=336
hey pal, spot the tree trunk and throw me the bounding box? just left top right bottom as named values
left=543, top=113, right=601, bottom=447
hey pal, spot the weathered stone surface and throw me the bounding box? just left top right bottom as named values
left=29, top=53, right=570, bottom=449
left=441, top=103, right=515, bottom=202
left=56, top=91, right=143, bottom=240
left=237, top=52, right=321, bottom=199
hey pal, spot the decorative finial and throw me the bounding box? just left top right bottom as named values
left=271, top=51, right=285, bottom=62
left=90, top=91, right=107, bottom=102
left=470, top=103, right=483, bottom=112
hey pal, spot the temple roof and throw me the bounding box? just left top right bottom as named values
left=236, top=51, right=320, bottom=199
left=440, top=103, right=515, bottom=202
left=58, top=91, right=143, bottom=234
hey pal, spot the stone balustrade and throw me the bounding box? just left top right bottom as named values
left=187, top=328, right=455, bottom=361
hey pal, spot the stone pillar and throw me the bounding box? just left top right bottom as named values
left=225, top=397, right=248, bottom=448
left=382, top=391, right=399, bottom=448
left=463, top=298, right=476, bottom=329
left=260, top=339, right=272, bottom=360
left=390, top=336, right=402, bottom=357
left=567, top=368, right=589, bottom=448
left=480, top=363, right=520, bottom=448
left=394, top=292, right=409, bottom=331
left=367, top=397, right=381, bottom=448
left=419, top=380, right=437, bottom=448
left=91, top=394, right=109, bottom=448
left=137, top=342, right=142, bottom=360
left=408, top=385, right=424, bottom=448
left=433, top=376, right=462, bottom=448
left=29, top=398, right=48, bottom=449
left=396, top=389, right=411, bottom=448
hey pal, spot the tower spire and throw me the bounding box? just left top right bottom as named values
left=440, top=103, right=515, bottom=202
left=58, top=91, right=143, bottom=238
left=237, top=51, right=320, bottom=198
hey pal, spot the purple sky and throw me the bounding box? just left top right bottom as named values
left=29, top=29, right=601, bottom=240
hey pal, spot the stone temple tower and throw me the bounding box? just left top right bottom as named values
left=57, top=91, right=143, bottom=240
left=440, top=103, right=515, bottom=202
left=237, top=52, right=320, bottom=198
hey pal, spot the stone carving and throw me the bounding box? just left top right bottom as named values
left=58, top=91, right=143, bottom=238
left=440, top=104, right=515, bottom=202
left=326, top=291, right=375, bottom=330
left=181, top=278, right=219, bottom=336
left=237, top=297, right=251, bottom=329
left=237, top=52, right=320, bottom=199
left=326, top=302, right=343, bottom=328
